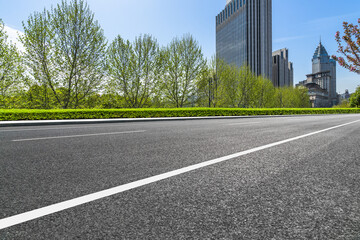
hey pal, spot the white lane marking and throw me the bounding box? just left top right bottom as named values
left=227, top=122, right=260, bottom=126
left=12, top=130, right=146, bottom=142
left=0, top=125, right=129, bottom=132
left=1, top=119, right=359, bottom=230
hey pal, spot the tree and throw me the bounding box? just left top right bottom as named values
left=350, top=86, right=360, bottom=107
left=275, top=87, right=310, bottom=108
left=0, top=19, right=25, bottom=108
left=219, top=64, right=260, bottom=108
left=107, top=34, right=161, bottom=108
left=196, top=56, right=223, bottom=107
left=254, top=76, right=276, bottom=108
left=21, top=0, right=107, bottom=109
left=162, top=34, right=206, bottom=108
left=51, top=0, right=107, bottom=108
left=332, top=19, right=360, bottom=74
left=20, top=10, right=58, bottom=109
left=218, top=63, right=239, bottom=107
left=295, top=86, right=311, bottom=108
left=207, top=60, right=277, bottom=108
left=236, top=65, right=259, bottom=108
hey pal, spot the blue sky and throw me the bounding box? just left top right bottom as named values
left=1, top=0, right=360, bottom=93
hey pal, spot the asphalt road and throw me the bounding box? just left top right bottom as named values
left=1, top=115, right=360, bottom=239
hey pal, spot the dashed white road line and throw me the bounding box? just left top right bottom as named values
left=0, top=125, right=128, bottom=132
left=1, top=119, right=359, bottom=230
left=12, top=130, right=146, bottom=142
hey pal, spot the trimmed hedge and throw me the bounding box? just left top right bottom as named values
left=1, top=108, right=360, bottom=121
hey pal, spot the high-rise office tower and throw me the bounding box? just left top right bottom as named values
left=296, top=41, right=338, bottom=107
left=272, top=48, right=294, bottom=87
left=216, top=0, right=272, bottom=80
left=312, top=41, right=337, bottom=106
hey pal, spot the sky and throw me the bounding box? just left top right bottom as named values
left=1, top=0, right=360, bottom=93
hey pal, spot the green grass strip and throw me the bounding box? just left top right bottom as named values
left=1, top=108, right=360, bottom=121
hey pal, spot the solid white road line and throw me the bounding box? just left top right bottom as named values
left=1, top=119, right=359, bottom=230
left=12, top=130, right=146, bottom=142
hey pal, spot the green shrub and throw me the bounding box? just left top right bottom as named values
left=1, top=108, right=360, bottom=121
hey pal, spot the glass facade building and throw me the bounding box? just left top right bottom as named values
left=216, top=0, right=272, bottom=80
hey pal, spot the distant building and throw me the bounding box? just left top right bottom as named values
left=340, top=89, right=351, bottom=100
left=216, top=0, right=272, bottom=80
left=297, top=71, right=331, bottom=107
left=312, top=41, right=337, bottom=106
left=297, top=41, right=338, bottom=107
left=272, top=48, right=294, bottom=87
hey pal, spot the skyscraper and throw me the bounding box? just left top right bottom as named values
left=296, top=41, right=338, bottom=107
left=216, top=0, right=272, bottom=80
left=312, top=41, right=337, bottom=106
left=272, top=48, right=294, bottom=87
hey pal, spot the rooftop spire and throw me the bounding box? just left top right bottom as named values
left=313, top=40, right=329, bottom=59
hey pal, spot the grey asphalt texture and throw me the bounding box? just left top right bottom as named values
left=1, top=114, right=360, bottom=239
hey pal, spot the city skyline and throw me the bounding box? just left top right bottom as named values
left=1, top=0, right=360, bottom=93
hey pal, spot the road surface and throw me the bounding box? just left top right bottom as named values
left=1, top=115, right=360, bottom=239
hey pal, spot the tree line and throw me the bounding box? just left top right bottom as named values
left=0, top=0, right=311, bottom=109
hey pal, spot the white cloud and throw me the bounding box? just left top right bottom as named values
left=274, top=35, right=306, bottom=44
left=3, top=25, right=25, bottom=52
left=307, top=12, right=360, bottom=25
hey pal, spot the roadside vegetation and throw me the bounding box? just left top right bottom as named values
left=1, top=0, right=359, bottom=114
left=1, top=108, right=360, bottom=121
left=1, top=0, right=311, bottom=111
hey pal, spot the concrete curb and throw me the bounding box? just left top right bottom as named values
left=0, top=115, right=301, bottom=127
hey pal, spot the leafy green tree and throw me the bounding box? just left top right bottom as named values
left=275, top=87, right=310, bottom=108
left=23, top=84, right=58, bottom=109
left=162, top=34, right=206, bottom=108
left=51, top=0, right=107, bottom=108
left=218, top=64, right=261, bottom=108
left=295, top=86, right=311, bottom=108
left=217, top=63, right=238, bottom=107
left=98, top=93, right=125, bottom=109
left=198, top=59, right=310, bottom=109
left=0, top=19, right=25, bottom=108
left=20, top=10, right=58, bottom=109
left=107, top=34, right=161, bottom=108
left=350, top=86, right=360, bottom=107
left=333, top=99, right=351, bottom=108
left=253, top=76, right=276, bottom=108
left=236, top=65, right=259, bottom=108
left=196, top=57, right=223, bottom=107
left=21, top=0, right=107, bottom=109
